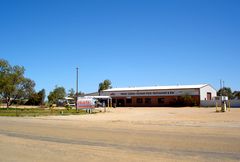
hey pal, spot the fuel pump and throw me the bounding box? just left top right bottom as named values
left=221, top=96, right=228, bottom=112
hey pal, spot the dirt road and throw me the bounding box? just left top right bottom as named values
left=0, top=108, right=240, bottom=162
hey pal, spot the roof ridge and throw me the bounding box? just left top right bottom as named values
left=104, top=84, right=210, bottom=92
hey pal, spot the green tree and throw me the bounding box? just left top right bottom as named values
left=233, top=91, right=240, bottom=99
left=217, top=87, right=233, bottom=99
left=26, top=89, right=46, bottom=106
left=0, top=59, right=35, bottom=108
left=25, top=93, right=38, bottom=105
left=68, top=88, right=85, bottom=98
left=98, top=79, right=112, bottom=95
left=48, top=86, right=66, bottom=104
left=77, top=91, right=85, bottom=97
left=68, top=88, right=75, bottom=98
left=38, top=89, right=46, bottom=105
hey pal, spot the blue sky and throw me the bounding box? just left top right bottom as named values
left=0, top=0, right=240, bottom=95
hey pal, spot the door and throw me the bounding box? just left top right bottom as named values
left=207, top=92, right=212, bottom=100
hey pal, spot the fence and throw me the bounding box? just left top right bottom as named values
left=200, top=100, right=240, bottom=108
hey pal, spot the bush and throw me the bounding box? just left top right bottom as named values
left=65, top=105, right=72, bottom=110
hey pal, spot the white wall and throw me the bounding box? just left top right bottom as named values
left=230, top=100, right=240, bottom=107
left=200, top=85, right=217, bottom=100
left=200, top=100, right=240, bottom=107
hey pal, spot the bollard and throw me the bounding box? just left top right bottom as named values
left=216, top=102, right=218, bottom=112
left=221, top=102, right=227, bottom=112
left=228, top=101, right=231, bottom=112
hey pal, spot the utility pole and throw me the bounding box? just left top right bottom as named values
left=220, top=79, right=222, bottom=96
left=76, top=67, right=79, bottom=110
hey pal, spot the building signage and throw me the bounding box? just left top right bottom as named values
left=105, top=89, right=199, bottom=97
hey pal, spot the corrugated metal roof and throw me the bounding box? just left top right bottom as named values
left=103, top=84, right=209, bottom=92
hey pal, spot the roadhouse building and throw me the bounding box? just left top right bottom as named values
left=102, top=84, right=216, bottom=107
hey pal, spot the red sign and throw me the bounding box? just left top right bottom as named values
left=77, top=98, right=95, bottom=109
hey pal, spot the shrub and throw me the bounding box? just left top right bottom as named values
left=65, top=105, right=72, bottom=110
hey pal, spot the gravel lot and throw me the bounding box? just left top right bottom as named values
left=0, top=107, right=240, bottom=162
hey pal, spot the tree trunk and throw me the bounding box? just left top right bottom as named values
left=6, top=97, right=10, bottom=109
left=7, top=95, right=18, bottom=108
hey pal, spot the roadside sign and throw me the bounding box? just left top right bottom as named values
left=77, top=98, right=95, bottom=109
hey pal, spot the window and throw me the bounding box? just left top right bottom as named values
left=126, top=99, right=132, bottom=104
left=136, top=98, right=143, bottom=104
left=145, top=98, right=151, bottom=104
left=158, top=98, right=165, bottom=104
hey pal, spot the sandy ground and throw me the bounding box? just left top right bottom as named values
left=0, top=107, right=240, bottom=162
